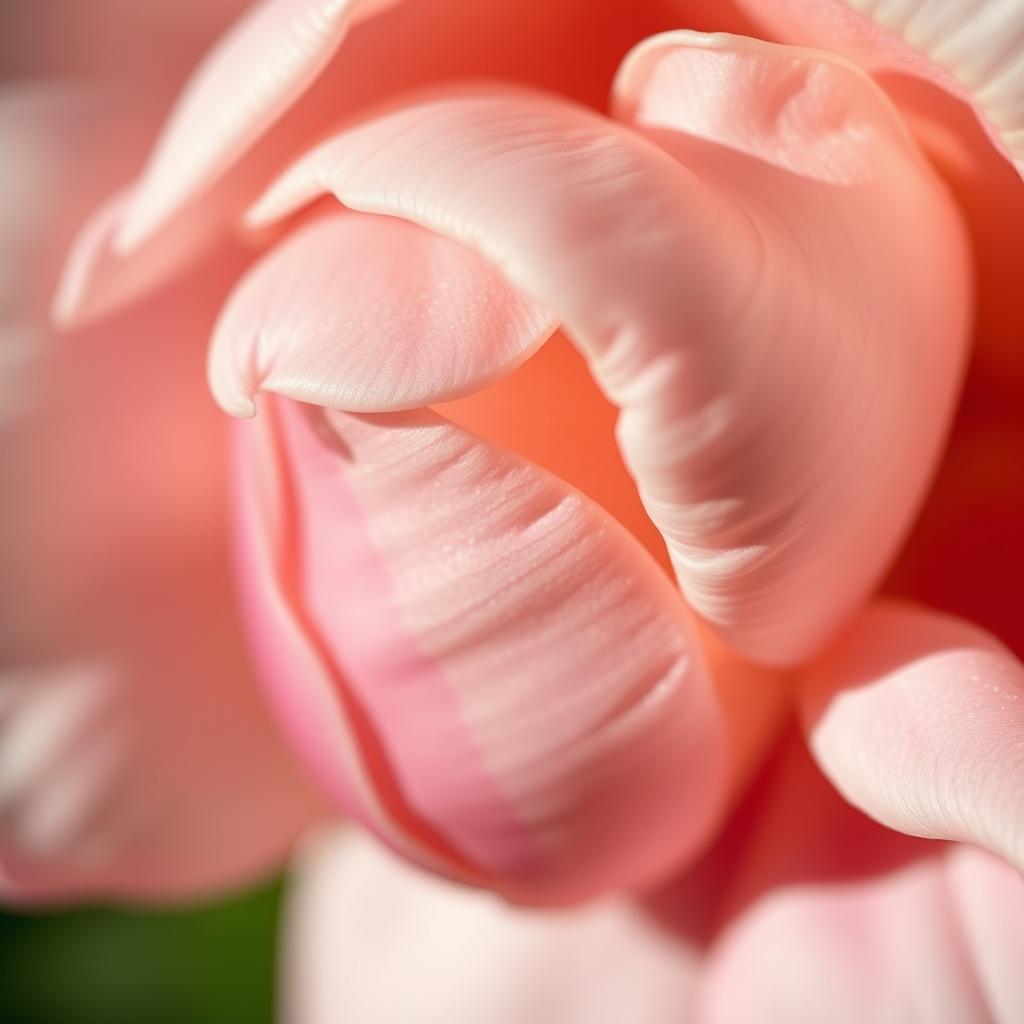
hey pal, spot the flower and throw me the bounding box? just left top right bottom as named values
left=2, top=0, right=1023, bottom=1020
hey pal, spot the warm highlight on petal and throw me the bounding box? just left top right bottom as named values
left=249, top=48, right=970, bottom=664
left=801, top=601, right=1024, bottom=870
left=209, top=211, right=556, bottom=416
left=116, top=0, right=403, bottom=252
left=233, top=396, right=740, bottom=901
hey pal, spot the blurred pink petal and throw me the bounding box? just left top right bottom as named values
left=249, top=45, right=970, bottom=664
left=283, top=826, right=701, bottom=1024
left=116, top=0, right=404, bottom=252
left=208, top=210, right=556, bottom=416
left=0, top=90, right=322, bottom=903
left=231, top=395, right=781, bottom=901
left=800, top=600, right=1024, bottom=870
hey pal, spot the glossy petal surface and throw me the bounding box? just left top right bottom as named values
left=250, top=46, right=970, bottom=663
left=209, top=211, right=556, bottom=416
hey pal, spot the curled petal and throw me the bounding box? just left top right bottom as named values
left=800, top=601, right=1024, bottom=870
left=209, top=211, right=556, bottom=416
left=115, top=0, right=403, bottom=252
left=232, top=396, right=744, bottom=901
left=737, top=0, right=1024, bottom=176
left=248, top=47, right=970, bottom=664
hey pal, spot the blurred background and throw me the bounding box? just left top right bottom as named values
left=0, top=879, right=282, bottom=1023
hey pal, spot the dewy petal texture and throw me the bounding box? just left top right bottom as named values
left=115, top=0, right=402, bottom=251
left=249, top=40, right=971, bottom=664
left=284, top=827, right=700, bottom=1024
left=209, top=211, right=557, bottom=416
left=800, top=601, right=1024, bottom=870
left=233, top=396, right=733, bottom=901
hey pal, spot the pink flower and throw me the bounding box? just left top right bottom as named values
left=3, top=0, right=1023, bottom=1019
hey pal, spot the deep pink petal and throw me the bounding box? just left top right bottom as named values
left=283, top=827, right=700, bottom=1024
left=230, top=395, right=786, bottom=901
left=208, top=211, right=556, bottom=416
left=800, top=600, right=1024, bottom=870
left=248, top=48, right=970, bottom=664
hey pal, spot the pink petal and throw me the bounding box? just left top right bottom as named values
left=115, top=0, right=402, bottom=253
left=231, top=394, right=768, bottom=902
left=799, top=600, right=1024, bottom=870
left=248, top=54, right=970, bottom=664
left=208, top=211, right=557, bottom=416
left=699, top=734, right=1024, bottom=1022
left=0, top=92, right=322, bottom=903
left=736, top=0, right=1024, bottom=176
left=283, top=827, right=701, bottom=1024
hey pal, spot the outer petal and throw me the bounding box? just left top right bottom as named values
left=208, top=211, right=556, bottom=416
left=698, top=736, right=1024, bottom=1023
left=115, top=0, right=403, bottom=252
left=282, top=827, right=701, bottom=1024
left=0, top=90, right=322, bottom=903
left=232, top=395, right=759, bottom=902
left=799, top=601, right=1024, bottom=870
left=249, top=53, right=970, bottom=665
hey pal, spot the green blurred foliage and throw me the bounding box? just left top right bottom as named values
left=0, top=877, right=283, bottom=1024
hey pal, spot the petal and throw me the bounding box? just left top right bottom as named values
left=248, top=54, right=970, bottom=664
left=283, top=827, right=700, bottom=1024
left=736, top=0, right=1024, bottom=176
left=799, top=600, right=1024, bottom=870
left=0, top=90, right=322, bottom=904
left=697, top=732, right=1024, bottom=1023
left=232, top=395, right=760, bottom=902
left=115, top=0, right=403, bottom=253
left=208, top=211, right=556, bottom=416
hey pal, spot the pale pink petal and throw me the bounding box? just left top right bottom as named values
left=208, top=211, right=557, bottom=416
left=799, top=600, right=1024, bottom=870
left=737, top=0, right=1024, bottom=176
left=231, top=394, right=771, bottom=902
left=0, top=91, right=323, bottom=903
left=699, top=733, right=1024, bottom=1023
left=115, top=0, right=403, bottom=253
left=248, top=55, right=970, bottom=664
left=283, top=827, right=700, bottom=1024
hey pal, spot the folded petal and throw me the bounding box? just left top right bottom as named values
left=115, top=0, right=403, bottom=252
left=248, top=52, right=970, bottom=664
left=208, top=211, right=556, bottom=416
left=736, top=0, right=1024, bottom=176
left=799, top=600, right=1024, bottom=870
left=0, top=90, right=323, bottom=904
left=283, top=827, right=701, bottom=1024
left=232, top=395, right=750, bottom=901
left=698, top=732, right=1024, bottom=1023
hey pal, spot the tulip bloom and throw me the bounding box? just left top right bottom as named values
left=2, top=0, right=1022, bottom=1020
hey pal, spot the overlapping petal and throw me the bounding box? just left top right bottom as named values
left=231, top=395, right=781, bottom=901
left=208, top=210, right=557, bottom=416
left=247, top=41, right=970, bottom=664
left=737, top=0, right=1024, bottom=176
left=800, top=601, right=1024, bottom=870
